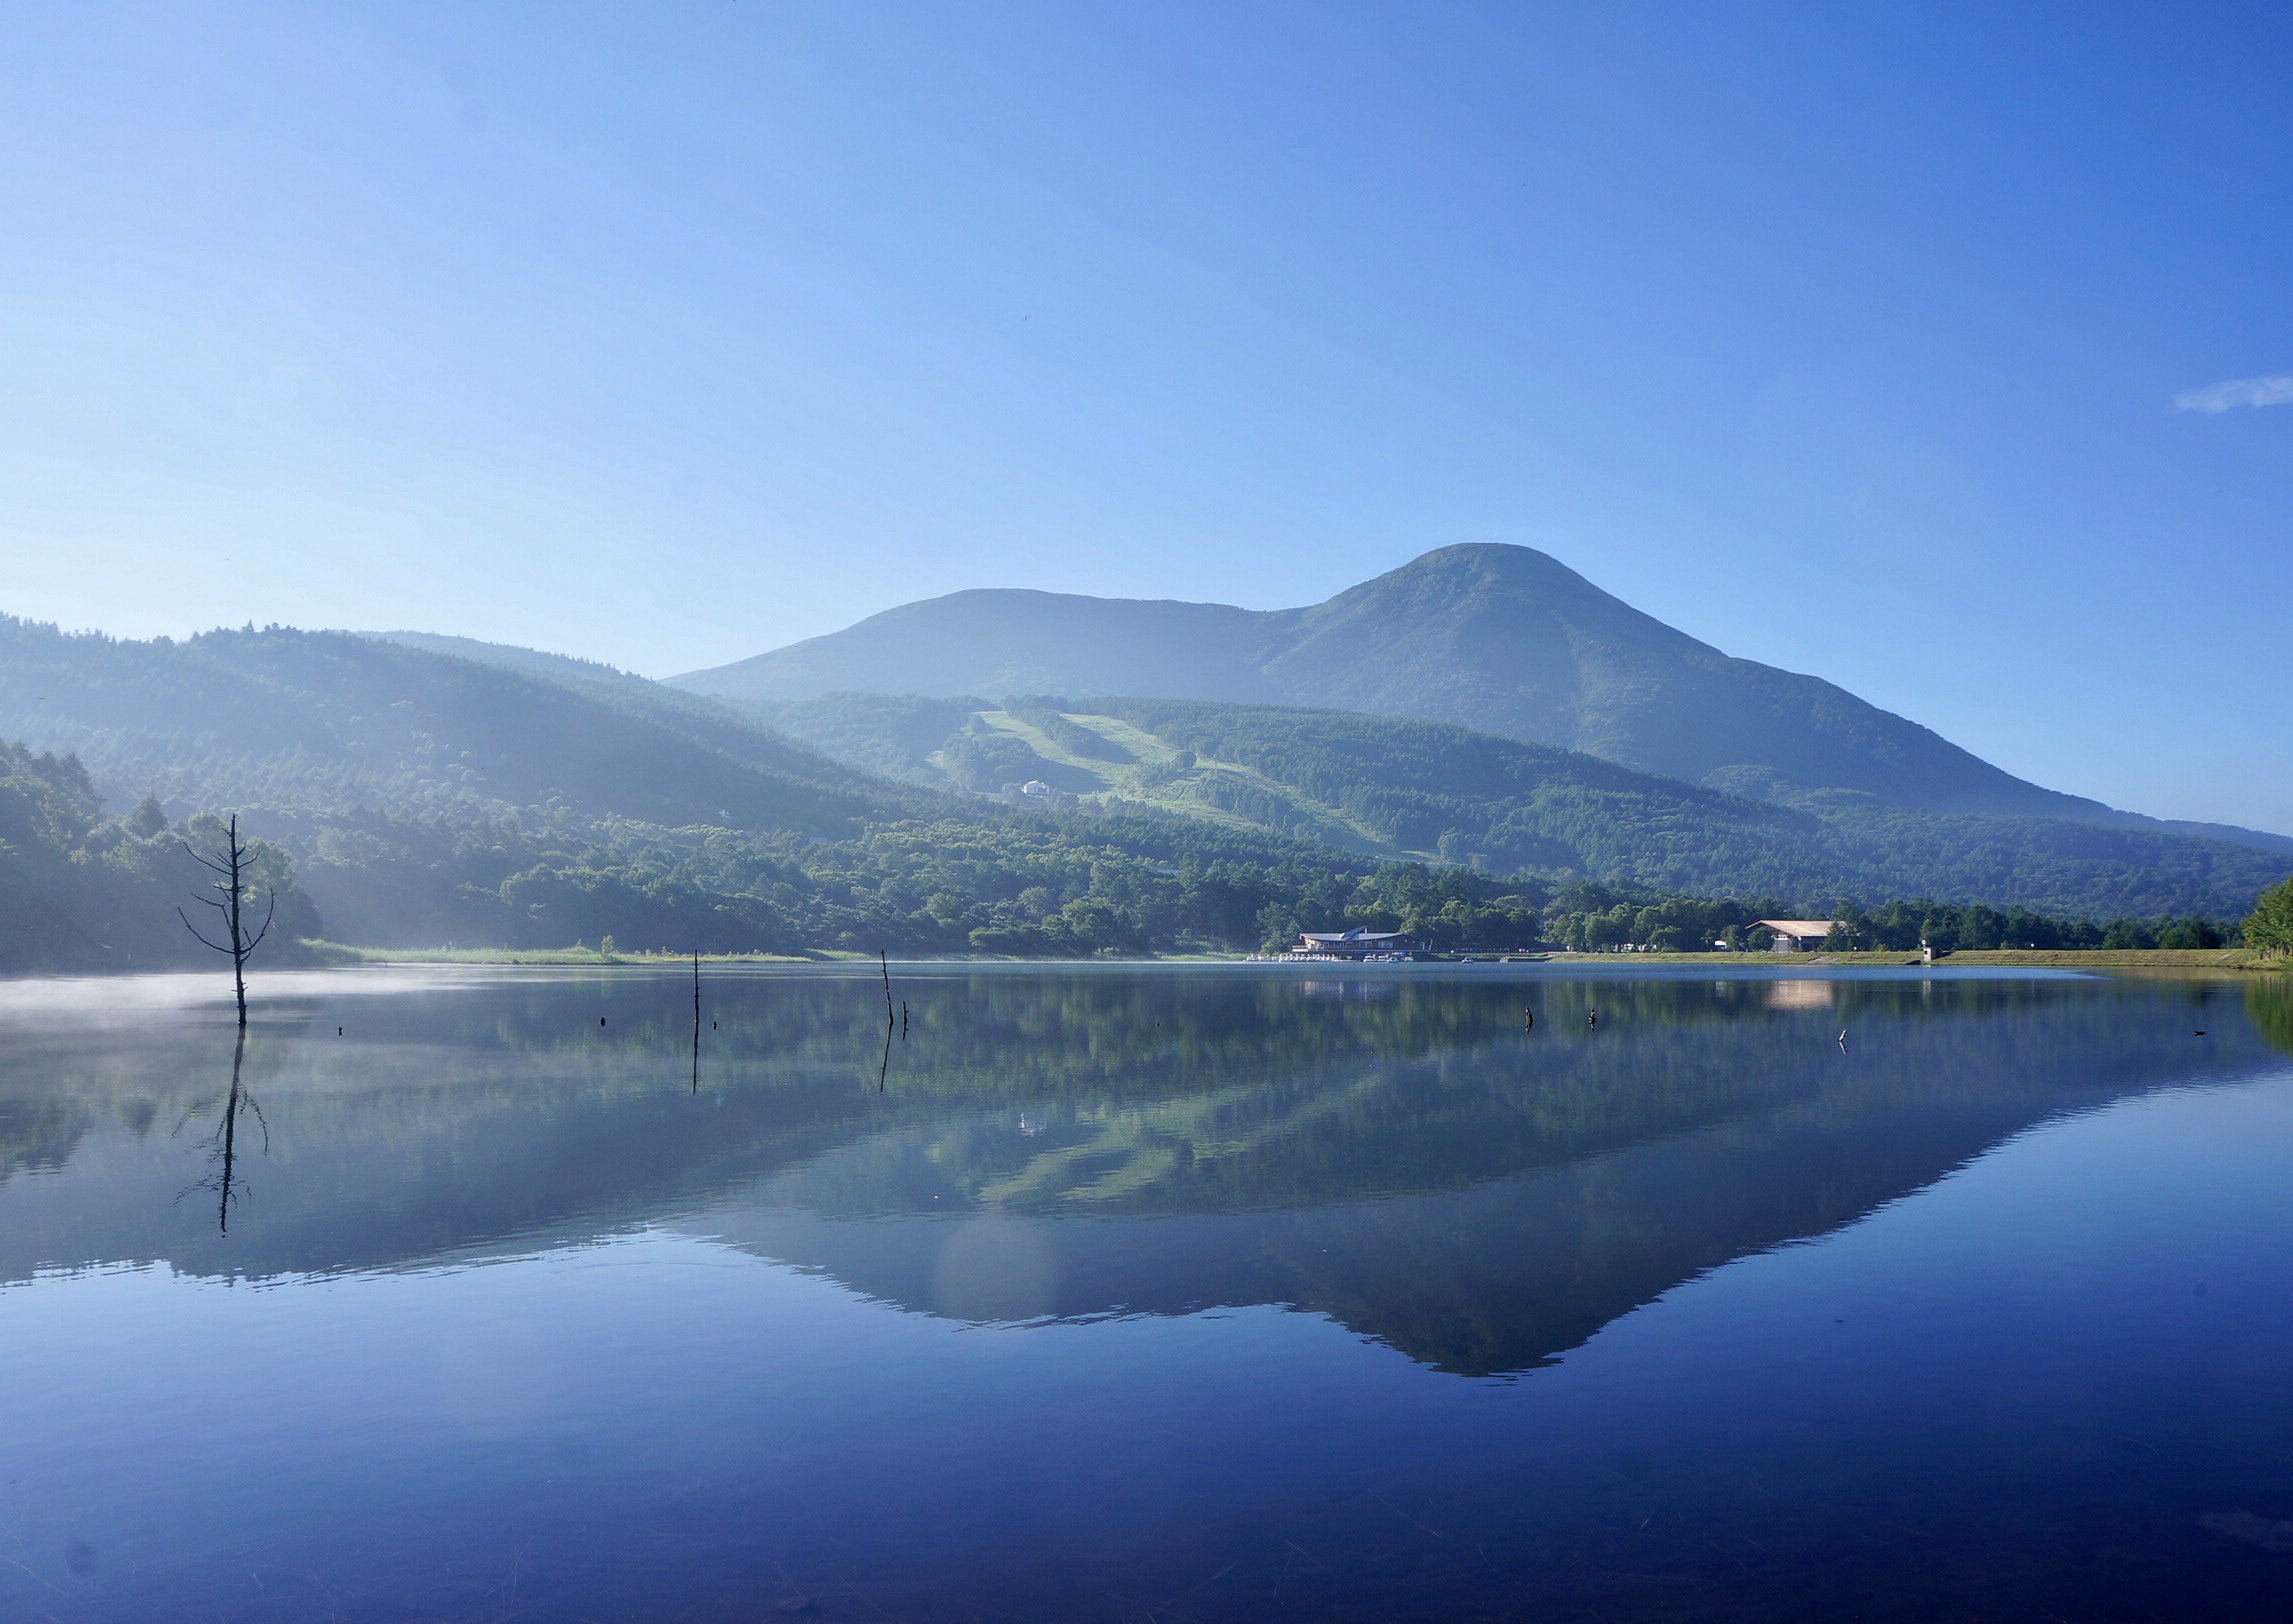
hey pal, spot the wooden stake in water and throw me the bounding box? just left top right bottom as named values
left=692, top=952, right=702, bottom=1093
left=218, top=1031, right=245, bottom=1234
left=879, top=950, right=894, bottom=1091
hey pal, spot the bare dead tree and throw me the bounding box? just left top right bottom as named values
left=178, top=813, right=275, bottom=1028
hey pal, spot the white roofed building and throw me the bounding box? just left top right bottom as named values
left=1286, top=927, right=1425, bottom=961
left=1754, top=919, right=1836, bottom=952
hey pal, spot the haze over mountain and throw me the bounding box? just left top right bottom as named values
left=675, top=545, right=2289, bottom=854
left=365, top=630, right=657, bottom=694
left=0, top=617, right=904, bottom=835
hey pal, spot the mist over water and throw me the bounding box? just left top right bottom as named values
left=4, top=964, right=2292, bottom=1620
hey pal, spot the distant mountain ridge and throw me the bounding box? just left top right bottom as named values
left=673, top=544, right=2289, bottom=854
left=363, top=630, right=657, bottom=693
left=0, top=617, right=915, bottom=835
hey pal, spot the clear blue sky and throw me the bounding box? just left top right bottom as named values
left=1, top=2, right=2286, bottom=829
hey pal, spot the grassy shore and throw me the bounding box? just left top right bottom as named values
left=1532, top=947, right=2283, bottom=974
left=1872, top=948, right=2274, bottom=972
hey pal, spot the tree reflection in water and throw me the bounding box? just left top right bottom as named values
left=2249, top=976, right=2293, bottom=1058
left=180, top=1030, right=265, bottom=1235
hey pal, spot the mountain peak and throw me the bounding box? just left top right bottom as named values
left=668, top=546, right=2272, bottom=838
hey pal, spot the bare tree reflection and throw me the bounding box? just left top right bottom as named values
left=177, top=1031, right=267, bottom=1235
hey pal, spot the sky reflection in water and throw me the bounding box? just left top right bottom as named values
left=3, top=964, right=2292, bottom=1621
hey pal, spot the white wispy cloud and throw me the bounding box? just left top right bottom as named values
left=2172, top=374, right=2293, bottom=414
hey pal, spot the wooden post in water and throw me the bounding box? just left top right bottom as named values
left=878, top=950, right=894, bottom=1091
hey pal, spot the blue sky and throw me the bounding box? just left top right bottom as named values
left=0, top=2, right=2286, bottom=829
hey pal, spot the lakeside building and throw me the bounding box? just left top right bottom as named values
left=1285, top=927, right=1427, bottom=961
left=1755, top=918, right=1837, bottom=952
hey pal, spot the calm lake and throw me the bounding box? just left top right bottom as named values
left=4, top=963, right=2293, bottom=1621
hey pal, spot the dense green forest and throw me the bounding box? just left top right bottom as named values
left=1535, top=880, right=2245, bottom=955
left=2, top=617, right=2287, bottom=967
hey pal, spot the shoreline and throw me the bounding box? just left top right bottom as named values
left=7, top=945, right=2277, bottom=984
left=286, top=943, right=2285, bottom=976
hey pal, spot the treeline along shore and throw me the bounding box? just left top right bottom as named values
left=9, top=734, right=2291, bottom=971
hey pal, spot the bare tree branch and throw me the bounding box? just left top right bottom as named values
left=242, top=891, right=276, bottom=953
left=177, top=908, right=233, bottom=955
left=181, top=841, right=235, bottom=878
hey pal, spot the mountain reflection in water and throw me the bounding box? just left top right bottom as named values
left=0, top=965, right=2274, bottom=1376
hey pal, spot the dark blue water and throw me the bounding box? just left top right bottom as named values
left=4, top=964, right=2292, bottom=1621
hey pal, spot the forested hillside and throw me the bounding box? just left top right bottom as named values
left=364, top=630, right=660, bottom=693
left=0, top=617, right=921, bottom=832
left=748, top=691, right=2292, bottom=920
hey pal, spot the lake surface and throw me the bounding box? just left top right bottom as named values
left=4, top=963, right=2293, bottom=1621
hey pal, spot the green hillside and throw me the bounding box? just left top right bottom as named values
left=750, top=691, right=2293, bottom=920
